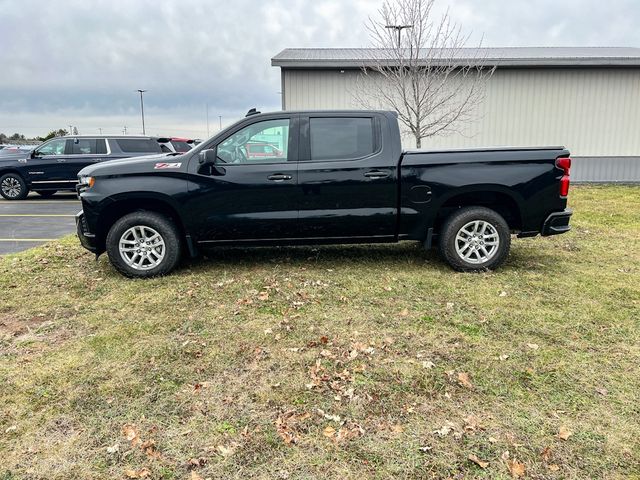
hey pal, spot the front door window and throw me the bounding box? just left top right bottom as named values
left=217, top=119, right=290, bottom=164
left=36, top=139, right=66, bottom=156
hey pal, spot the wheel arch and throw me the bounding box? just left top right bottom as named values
left=434, top=185, right=524, bottom=232
left=95, top=194, right=188, bottom=252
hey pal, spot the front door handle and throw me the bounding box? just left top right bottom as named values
left=364, top=170, right=389, bottom=179
left=57, top=158, right=67, bottom=163
left=267, top=174, right=293, bottom=182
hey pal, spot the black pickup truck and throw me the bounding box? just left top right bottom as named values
left=75, top=110, right=572, bottom=277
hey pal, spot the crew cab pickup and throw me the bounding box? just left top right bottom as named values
left=0, top=136, right=163, bottom=200
left=75, top=110, right=572, bottom=278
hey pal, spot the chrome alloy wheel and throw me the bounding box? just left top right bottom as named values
left=1, top=177, right=22, bottom=198
left=118, top=225, right=166, bottom=270
left=454, top=220, right=500, bottom=265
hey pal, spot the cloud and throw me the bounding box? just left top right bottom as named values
left=1, top=0, right=639, bottom=137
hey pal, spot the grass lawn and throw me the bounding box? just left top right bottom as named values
left=1, top=185, right=639, bottom=479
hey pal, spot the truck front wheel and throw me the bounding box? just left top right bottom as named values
left=438, top=207, right=511, bottom=272
left=105, top=211, right=182, bottom=278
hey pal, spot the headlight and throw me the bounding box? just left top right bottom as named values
left=78, top=175, right=95, bottom=188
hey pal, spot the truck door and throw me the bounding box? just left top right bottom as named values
left=186, top=115, right=300, bottom=241
left=297, top=114, right=398, bottom=239
left=27, top=138, right=75, bottom=190
left=66, top=138, right=110, bottom=177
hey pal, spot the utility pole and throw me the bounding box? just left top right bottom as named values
left=206, top=103, right=210, bottom=137
left=136, top=89, right=147, bottom=135
left=219, top=115, right=222, bottom=130
left=385, top=24, right=413, bottom=46
left=68, top=125, right=73, bottom=135
left=123, top=126, right=128, bottom=135
left=98, top=127, right=103, bottom=135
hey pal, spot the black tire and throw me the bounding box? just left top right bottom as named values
left=35, top=190, right=57, bottom=198
left=0, top=173, right=28, bottom=200
left=105, top=211, right=182, bottom=278
left=438, top=206, right=511, bottom=272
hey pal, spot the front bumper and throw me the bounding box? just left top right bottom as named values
left=541, top=209, right=572, bottom=236
left=76, top=211, right=98, bottom=253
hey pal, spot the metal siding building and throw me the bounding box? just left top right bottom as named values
left=272, top=47, right=640, bottom=182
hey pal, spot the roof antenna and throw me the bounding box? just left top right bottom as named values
left=245, top=108, right=261, bottom=117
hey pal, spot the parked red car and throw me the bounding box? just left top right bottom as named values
left=244, top=142, right=283, bottom=159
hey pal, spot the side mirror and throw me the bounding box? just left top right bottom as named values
left=198, top=148, right=217, bottom=166
left=30, top=150, right=37, bottom=159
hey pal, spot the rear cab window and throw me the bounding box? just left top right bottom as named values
left=170, top=141, right=192, bottom=153
left=309, top=117, right=376, bottom=161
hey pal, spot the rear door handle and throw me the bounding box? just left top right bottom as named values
left=364, top=170, right=389, bottom=179
left=267, top=174, right=293, bottom=181
left=57, top=158, right=67, bottom=163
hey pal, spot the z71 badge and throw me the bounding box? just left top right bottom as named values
left=154, top=162, right=182, bottom=169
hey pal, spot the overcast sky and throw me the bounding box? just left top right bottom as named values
left=1, top=0, right=639, bottom=138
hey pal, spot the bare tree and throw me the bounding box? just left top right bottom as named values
left=354, top=0, right=495, bottom=148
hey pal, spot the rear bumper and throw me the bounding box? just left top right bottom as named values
left=541, top=209, right=572, bottom=236
left=75, top=211, right=98, bottom=253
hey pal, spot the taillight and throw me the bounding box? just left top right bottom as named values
left=555, top=157, right=571, bottom=197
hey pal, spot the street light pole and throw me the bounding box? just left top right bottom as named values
left=136, top=89, right=147, bottom=135
left=206, top=103, right=210, bottom=137
left=219, top=116, right=222, bottom=130
left=385, top=24, right=413, bottom=47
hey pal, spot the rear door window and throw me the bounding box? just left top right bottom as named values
left=71, top=139, right=97, bottom=154
left=309, top=117, right=375, bottom=161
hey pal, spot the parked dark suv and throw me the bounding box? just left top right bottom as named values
left=0, top=136, right=163, bottom=200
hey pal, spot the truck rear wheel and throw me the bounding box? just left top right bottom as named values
left=0, top=173, right=29, bottom=200
left=106, top=211, right=182, bottom=278
left=438, top=207, right=510, bottom=272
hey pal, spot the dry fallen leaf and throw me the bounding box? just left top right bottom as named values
left=499, top=291, right=508, bottom=297
left=216, top=444, right=237, bottom=458
left=191, top=472, right=204, bottom=480
left=422, top=360, right=435, bottom=369
left=548, top=464, right=560, bottom=472
left=323, top=426, right=336, bottom=438
left=122, top=424, right=141, bottom=447
left=433, top=423, right=454, bottom=437
left=457, top=372, right=474, bottom=389
left=595, top=387, right=608, bottom=396
left=124, top=468, right=151, bottom=479
left=469, top=454, right=489, bottom=469
left=106, top=444, right=119, bottom=454
left=558, top=426, right=573, bottom=440
left=506, top=459, right=526, bottom=478
left=526, top=343, right=540, bottom=350
left=499, top=354, right=509, bottom=361
left=400, top=308, right=409, bottom=317
left=540, top=446, right=552, bottom=461
left=390, top=424, right=404, bottom=434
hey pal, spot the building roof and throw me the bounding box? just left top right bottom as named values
left=272, top=47, right=640, bottom=68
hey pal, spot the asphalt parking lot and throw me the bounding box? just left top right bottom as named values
left=0, top=192, right=80, bottom=254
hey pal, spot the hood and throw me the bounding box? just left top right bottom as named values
left=78, top=153, right=186, bottom=177
left=0, top=152, right=30, bottom=163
